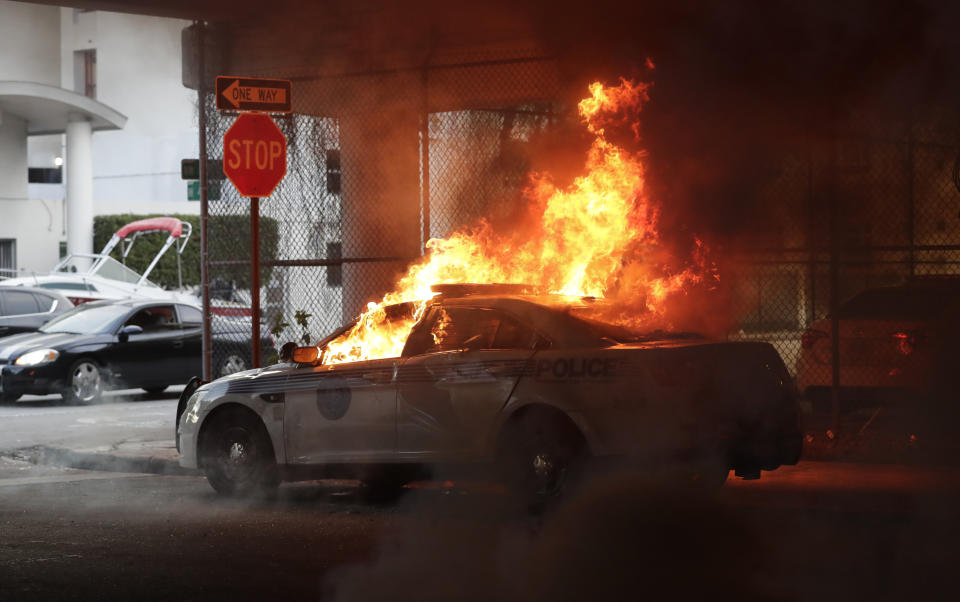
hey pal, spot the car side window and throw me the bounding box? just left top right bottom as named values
left=125, top=306, right=178, bottom=333
left=177, top=305, right=202, bottom=325
left=409, top=307, right=536, bottom=354
left=34, top=294, right=58, bottom=313
left=421, top=308, right=492, bottom=352
left=2, top=290, right=40, bottom=315
left=491, top=314, right=536, bottom=349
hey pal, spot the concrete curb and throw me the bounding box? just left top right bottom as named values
left=14, top=445, right=199, bottom=477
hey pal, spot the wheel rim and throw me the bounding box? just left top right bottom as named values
left=220, top=354, right=247, bottom=377
left=71, top=361, right=101, bottom=402
left=215, top=427, right=260, bottom=484
left=530, top=450, right=567, bottom=497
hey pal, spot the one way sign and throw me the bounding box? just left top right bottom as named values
left=216, top=76, right=292, bottom=113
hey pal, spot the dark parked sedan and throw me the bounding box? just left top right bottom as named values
left=0, top=299, right=273, bottom=403
left=0, top=286, right=73, bottom=337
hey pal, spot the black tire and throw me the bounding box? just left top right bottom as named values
left=199, top=410, right=279, bottom=497
left=0, top=393, right=22, bottom=404
left=142, top=385, right=168, bottom=395
left=497, top=409, right=587, bottom=508
left=214, top=352, right=249, bottom=379
left=62, top=359, right=104, bottom=405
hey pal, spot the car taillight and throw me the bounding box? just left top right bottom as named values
left=801, top=329, right=828, bottom=349
left=892, top=331, right=923, bottom=356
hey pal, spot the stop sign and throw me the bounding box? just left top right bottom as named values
left=223, top=113, right=287, bottom=197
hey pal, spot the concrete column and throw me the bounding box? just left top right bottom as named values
left=66, top=115, right=93, bottom=257
left=339, top=110, right=423, bottom=322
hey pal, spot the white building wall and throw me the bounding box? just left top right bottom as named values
left=93, top=199, right=200, bottom=217
left=0, top=200, right=64, bottom=276
left=1, top=4, right=199, bottom=275
left=0, top=1, right=60, bottom=86
left=58, top=9, right=198, bottom=207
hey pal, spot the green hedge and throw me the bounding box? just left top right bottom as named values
left=93, top=214, right=279, bottom=290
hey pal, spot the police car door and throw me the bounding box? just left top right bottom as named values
left=283, top=356, right=398, bottom=464
left=397, top=306, right=537, bottom=460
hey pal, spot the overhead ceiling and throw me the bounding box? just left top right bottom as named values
left=18, top=0, right=247, bottom=20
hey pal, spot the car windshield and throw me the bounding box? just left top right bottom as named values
left=39, top=304, right=126, bottom=335
left=838, top=288, right=958, bottom=320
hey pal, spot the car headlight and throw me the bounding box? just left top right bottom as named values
left=15, top=349, right=60, bottom=366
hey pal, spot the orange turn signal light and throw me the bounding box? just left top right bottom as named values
left=292, top=346, right=319, bottom=363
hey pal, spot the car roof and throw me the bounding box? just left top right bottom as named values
left=432, top=294, right=607, bottom=347
left=78, top=298, right=200, bottom=310
left=0, top=285, right=72, bottom=302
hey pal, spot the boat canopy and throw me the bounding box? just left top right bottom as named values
left=114, top=217, right=184, bottom=239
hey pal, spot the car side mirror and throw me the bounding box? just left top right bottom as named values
left=292, top=346, right=319, bottom=364
left=119, top=324, right=143, bottom=343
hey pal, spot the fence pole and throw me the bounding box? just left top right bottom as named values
left=906, top=129, right=916, bottom=278
left=197, top=20, right=212, bottom=381
left=420, top=64, right=431, bottom=252
left=251, top=196, right=262, bottom=368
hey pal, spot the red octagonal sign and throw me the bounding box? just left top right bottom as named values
left=223, top=112, right=287, bottom=197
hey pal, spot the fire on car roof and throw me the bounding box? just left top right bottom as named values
left=322, top=78, right=718, bottom=366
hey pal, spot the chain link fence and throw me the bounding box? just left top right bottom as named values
left=198, top=52, right=960, bottom=426
left=726, top=116, right=960, bottom=421
left=199, top=57, right=560, bottom=378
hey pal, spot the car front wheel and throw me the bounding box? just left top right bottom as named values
left=200, top=410, right=278, bottom=497
left=62, top=359, right=103, bottom=405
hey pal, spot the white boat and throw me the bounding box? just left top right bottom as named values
left=0, top=217, right=198, bottom=305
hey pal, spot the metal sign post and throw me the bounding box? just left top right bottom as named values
left=219, top=92, right=290, bottom=370
left=251, top=196, right=261, bottom=368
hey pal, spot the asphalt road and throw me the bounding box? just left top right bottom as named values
left=3, top=397, right=960, bottom=601
left=1, top=458, right=959, bottom=601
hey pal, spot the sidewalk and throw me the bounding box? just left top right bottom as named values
left=14, top=438, right=196, bottom=477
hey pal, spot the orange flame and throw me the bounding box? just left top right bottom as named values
left=321, top=77, right=714, bottom=365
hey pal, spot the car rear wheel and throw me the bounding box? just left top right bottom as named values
left=62, top=359, right=103, bottom=405
left=497, top=410, right=587, bottom=508
left=200, top=410, right=278, bottom=497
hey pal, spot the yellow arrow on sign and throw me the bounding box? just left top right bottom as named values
left=220, top=80, right=288, bottom=109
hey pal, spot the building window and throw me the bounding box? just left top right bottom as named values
left=59, top=241, right=68, bottom=259
left=74, top=50, right=96, bottom=99
left=0, top=240, right=16, bottom=279
left=28, top=167, right=63, bottom=184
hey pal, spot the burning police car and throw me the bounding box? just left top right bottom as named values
left=177, top=284, right=801, bottom=501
